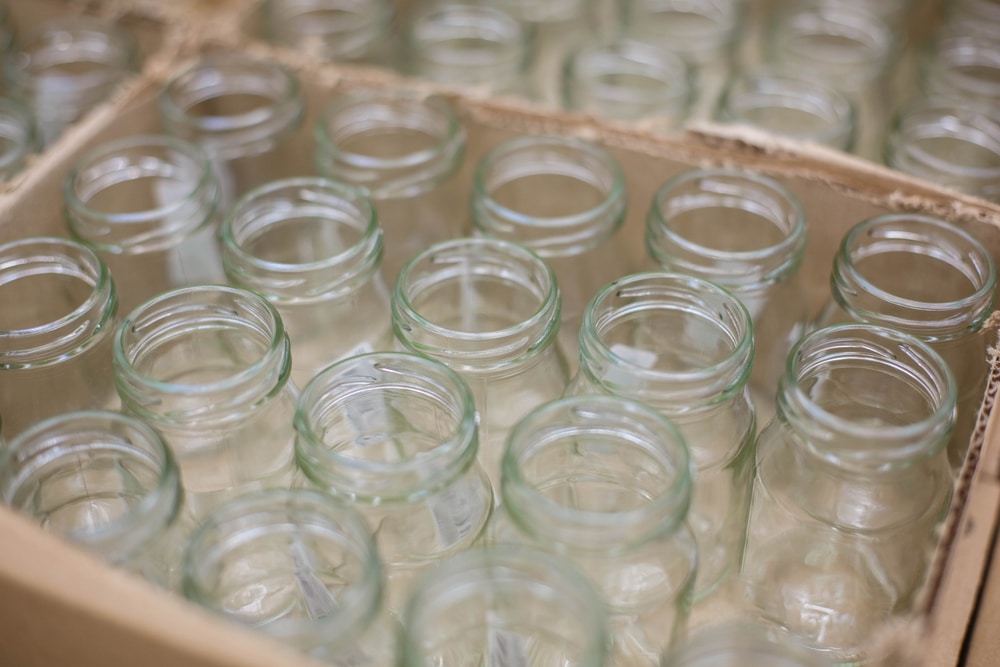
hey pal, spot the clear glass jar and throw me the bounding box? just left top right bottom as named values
left=0, top=237, right=119, bottom=441
left=64, top=134, right=223, bottom=314
left=561, top=39, right=694, bottom=128
left=5, top=16, right=137, bottom=147
left=392, top=237, right=570, bottom=489
left=294, top=351, right=493, bottom=612
left=221, top=177, right=393, bottom=389
left=399, top=545, right=610, bottom=667
left=716, top=67, right=856, bottom=151
left=645, top=167, right=807, bottom=420
left=0, top=410, right=183, bottom=588
left=661, top=621, right=830, bottom=667
left=401, top=2, right=533, bottom=98
left=0, top=96, right=38, bottom=180
left=159, top=52, right=305, bottom=212
left=884, top=98, right=1000, bottom=202
left=742, top=323, right=956, bottom=664
left=113, top=285, right=297, bottom=521
left=314, top=89, right=466, bottom=283
left=814, top=213, right=996, bottom=470
left=923, top=34, right=1000, bottom=107
left=489, top=394, right=697, bottom=666
left=182, top=488, right=397, bottom=666
left=567, top=272, right=756, bottom=604
left=471, top=134, right=629, bottom=363
left=258, top=0, right=394, bottom=64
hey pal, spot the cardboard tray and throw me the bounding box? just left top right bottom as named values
left=2, top=2, right=1000, bottom=666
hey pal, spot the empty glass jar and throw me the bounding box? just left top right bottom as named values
left=0, top=237, right=119, bottom=441
left=923, top=34, right=1000, bottom=107
left=661, top=621, right=831, bottom=667
left=742, top=324, right=956, bottom=664
left=113, top=285, right=297, bottom=521
left=399, top=545, right=610, bottom=667
left=295, top=352, right=493, bottom=612
left=258, top=0, right=394, bottom=64
left=221, top=177, right=393, bottom=388
left=392, top=237, right=570, bottom=488
left=0, top=410, right=184, bottom=588
left=490, top=395, right=697, bottom=667
left=183, top=488, right=397, bottom=666
left=64, top=134, right=223, bottom=314
left=567, top=272, right=756, bottom=604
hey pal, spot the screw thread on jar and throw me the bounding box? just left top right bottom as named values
left=259, top=0, right=394, bottom=64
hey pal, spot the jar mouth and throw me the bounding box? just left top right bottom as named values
left=183, top=489, right=382, bottom=644
left=471, top=135, right=626, bottom=257
left=925, top=35, right=1000, bottom=100
left=0, top=237, right=116, bottom=366
left=625, top=0, right=740, bottom=62
left=780, top=323, right=957, bottom=469
left=294, top=352, right=479, bottom=501
left=263, top=0, right=394, bottom=56
left=64, top=134, right=220, bottom=252
left=0, top=97, right=37, bottom=173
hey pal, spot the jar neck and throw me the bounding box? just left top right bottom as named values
left=160, top=53, right=304, bottom=161
left=262, top=0, right=394, bottom=61
left=501, top=395, right=692, bottom=550
left=113, top=285, right=292, bottom=427
left=471, top=135, right=626, bottom=258
left=578, top=272, right=754, bottom=409
left=314, top=90, right=465, bottom=200
left=392, top=238, right=562, bottom=375
left=645, top=168, right=806, bottom=289
left=925, top=34, right=1000, bottom=103
left=294, top=352, right=479, bottom=502
left=221, top=177, right=383, bottom=303
left=624, top=0, right=740, bottom=65
left=183, top=489, right=383, bottom=649
left=65, top=135, right=220, bottom=255
left=776, top=324, right=956, bottom=473
left=0, top=410, right=183, bottom=562
left=0, top=237, right=118, bottom=368
left=830, top=213, right=996, bottom=341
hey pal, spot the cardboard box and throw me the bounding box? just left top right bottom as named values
left=2, top=2, right=1000, bottom=666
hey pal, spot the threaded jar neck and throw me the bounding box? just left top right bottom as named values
left=221, top=177, right=382, bottom=303
left=472, top=135, right=626, bottom=258
left=646, top=168, right=806, bottom=289
left=624, top=0, right=740, bottom=65
left=294, top=352, right=480, bottom=503
left=260, top=0, right=393, bottom=61
left=924, top=34, right=1000, bottom=104
left=392, top=237, right=562, bottom=374
left=578, top=272, right=753, bottom=409
left=830, top=213, right=996, bottom=341
left=314, top=90, right=465, bottom=200
left=0, top=237, right=117, bottom=368
left=64, top=134, right=220, bottom=255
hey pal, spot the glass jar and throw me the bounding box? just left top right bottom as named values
left=884, top=98, right=1000, bottom=202
left=742, top=323, right=956, bottom=664
left=64, top=134, right=223, bottom=314
left=392, top=237, right=570, bottom=489
left=923, top=34, right=1000, bottom=107
left=159, top=52, right=305, bottom=212
left=490, top=394, right=697, bottom=666
left=0, top=237, right=119, bottom=441
left=221, top=177, right=393, bottom=389
left=716, top=67, right=856, bottom=151
left=814, top=213, right=996, bottom=470
left=0, top=96, right=38, bottom=180
left=314, top=89, right=465, bottom=283
left=0, top=410, right=183, bottom=588
left=5, top=16, right=137, bottom=147
left=113, top=285, right=297, bottom=521
left=567, top=272, right=756, bottom=604
left=401, top=2, right=533, bottom=99
left=661, top=621, right=830, bottom=667
left=561, top=39, right=694, bottom=128
left=399, top=545, right=610, bottom=667
left=645, top=167, right=807, bottom=420
left=182, top=488, right=397, bottom=666
left=470, top=134, right=629, bottom=363
left=258, top=0, right=394, bottom=64
left=294, top=351, right=493, bottom=612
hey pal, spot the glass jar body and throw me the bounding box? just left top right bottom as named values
left=259, top=0, right=394, bottom=65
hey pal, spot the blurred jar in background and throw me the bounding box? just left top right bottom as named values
left=294, top=352, right=493, bottom=612
left=0, top=237, right=119, bottom=441
left=5, top=16, right=137, bottom=147
left=923, top=34, right=1000, bottom=107
left=314, top=89, right=465, bottom=283
left=64, top=134, right=222, bottom=314
left=258, top=0, right=394, bottom=65
left=221, top=177, right=393, bottom=388
left=0, top=410, right=184, bottom=588
left=0, top=96, right=38, bottom=180
left=183, top=489, right=398, bottom=666
left=661, top=620, right=833, bottom=667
